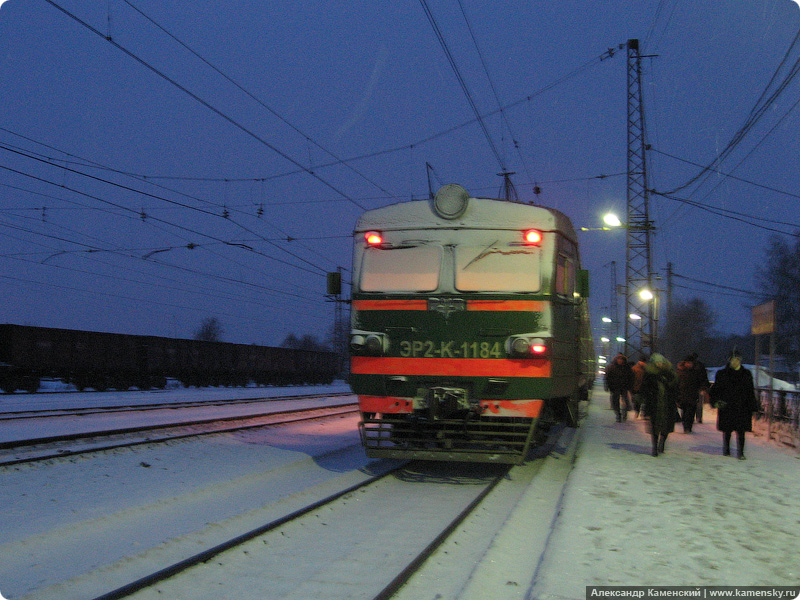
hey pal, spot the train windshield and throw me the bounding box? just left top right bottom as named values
left=360, top=245, right=441, bottom=292
left=455, top=244, right=541, bottom=292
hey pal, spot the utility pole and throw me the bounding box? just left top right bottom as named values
left=624, top=39, right=656, bottom=359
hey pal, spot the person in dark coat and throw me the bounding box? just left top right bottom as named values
left=640, top=353, right=679, bottom=456
left=709, top=349, right=759, bottom=459
left=604, top=353, right=633, bottom=422
left=631, top=356, right=648, bottom=418
left=676, top=353, right=710, bottom=433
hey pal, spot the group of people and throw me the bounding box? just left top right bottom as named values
left=603, top=349, right=760, bottom=459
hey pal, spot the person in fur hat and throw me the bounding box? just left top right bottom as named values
left=640, top=353, right=679, bottom=456
left=709, top=349, right=759, bottom=459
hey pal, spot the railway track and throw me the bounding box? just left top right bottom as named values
left=87, top=461, right=508, bottom=600
left=87, top=423, right=575, bottom=600
left=0, top=391, right=353, bottom=419
left=2, top=400, right=582, bottom=600
left=0, top=402, right=358, bottom=466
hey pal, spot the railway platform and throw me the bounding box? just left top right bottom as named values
left=529, top=387, right=800, bottom=598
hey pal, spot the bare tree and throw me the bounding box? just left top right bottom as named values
left=662, top=296, right=716, bottom=363
left=757, top=233, right=800, bottom=364
left=280, top=332, right=328, bottom=351
left=194, top=317, right=224, bottom=342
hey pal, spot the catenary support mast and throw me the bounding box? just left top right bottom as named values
left=624, top=39, right=656, bottom=359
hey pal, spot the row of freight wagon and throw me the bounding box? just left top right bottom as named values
left=0, top=324, right=339, bottom=393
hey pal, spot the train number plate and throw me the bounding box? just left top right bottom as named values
left=398, top=340, right=504, bottom=359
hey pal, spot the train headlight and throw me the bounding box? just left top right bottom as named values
left=433, top=184, right=470, bottom=220
left=511, top=337, right=530, bottom=355
left=507, top=336, right=548, bottom=358
left=350, top=335, right=366, bottom=351
left=351, top=333, right=387, bottom=355
left=364, top=334, right=385, bottom=355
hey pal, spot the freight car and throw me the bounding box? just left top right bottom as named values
left=348, top=184, right=594, bottom=464
left=0, top=324, right=338, bottom=393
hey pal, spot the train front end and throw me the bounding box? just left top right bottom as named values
left=349, top=185, right=588, bottom=464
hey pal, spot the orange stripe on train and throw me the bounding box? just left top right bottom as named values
left=351, top=356, right=550, bottom=377
left=358, top=394, right=543, bottom=418
left=352, top=299, right=544, bottom=311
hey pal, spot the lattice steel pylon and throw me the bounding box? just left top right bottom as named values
left=624, top=39, right=656, bottom=359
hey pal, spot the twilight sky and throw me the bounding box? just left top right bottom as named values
left=1, top=0, right=799, bottom=346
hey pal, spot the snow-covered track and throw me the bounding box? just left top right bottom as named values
left=98, top=462, right=510, bottom=600
left=0, top=391, right=353, bottom=419
left=0, top=403, right=358, bottom=466
left=89, top=464, right=407, bottom=600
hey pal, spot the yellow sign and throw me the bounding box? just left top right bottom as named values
left=751, top=301, right=775, bottom=335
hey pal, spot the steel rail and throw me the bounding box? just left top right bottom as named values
left=0, top=391, right=353, bottom=420
left=371, top=465, right=512, bottom=600
left=89, top=464, right=406, bottom=600
left=0, top=404, right=358, bottom=467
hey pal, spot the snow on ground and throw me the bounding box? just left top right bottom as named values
left=530, top=393, right=800, bottom=599
left=0, top=380, right=354, bottom=412
left=0, top=381, right=355, bottom=445
left=1, top=384, right=799, bottom=600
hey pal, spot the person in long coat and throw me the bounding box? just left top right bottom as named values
left=709, top=349, right=759, bottom=459
left=604, top=353, right=633, bottom=422
left=676, top=353, right=710, bottom=433
left=640, top=353, right=679, bottom=456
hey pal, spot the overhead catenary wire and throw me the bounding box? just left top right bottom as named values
left=418, top=0, right=508, bottom=172
left=40, top=0, right=370, bottom=213
left=662, top=27, right=800, bottom=196
left=0, top=144, right=332, bottom=276
left=120, top=0, right=401, bottom=205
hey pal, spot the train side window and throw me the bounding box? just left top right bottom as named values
left=360, top=245, right=441, bottom=292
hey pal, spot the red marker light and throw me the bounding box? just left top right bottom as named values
left=531, top=344, right=547, bottom=355
left=365, top=231, right=383, bottom=246
left=523, top=229, right=543, bottom=245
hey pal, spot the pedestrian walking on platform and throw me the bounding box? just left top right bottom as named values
left=605, top=353, right=633, bottom=422
left=641, top=353, right=679, bottom=457
left=709, top=349, right=759, bottom=460
left=676, top=353, right=709, bottom=433
left=631, top=356, right=648, bottom=418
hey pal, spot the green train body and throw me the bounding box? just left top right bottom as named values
left=349, top=185, right=594, bottom=463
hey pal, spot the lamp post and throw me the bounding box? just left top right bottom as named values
left=585, top=212, right=658, bottom=358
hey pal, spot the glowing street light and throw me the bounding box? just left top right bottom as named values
left=603, top=213, right=623, bottom=228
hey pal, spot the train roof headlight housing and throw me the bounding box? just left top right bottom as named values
left=433, top=184, right=470, bottom=220
left=365, top=231, right=383, bottom=246
left=523, top=229, right=543, bottom=245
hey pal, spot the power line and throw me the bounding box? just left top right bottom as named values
left=663, top=28, right=800, bottom=195
left=121, top=0, right=401, bottom=205
left=0, top=144, right=333, bottom=275
left=652, top=189, right=800, bottom=235
left=41, top=0, right=369, bottom=213
left=418, top=0, right=505, bottom=171
left=651, top=147, right=800, bottom=202
left=671, top=271, right=760, bottom=299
